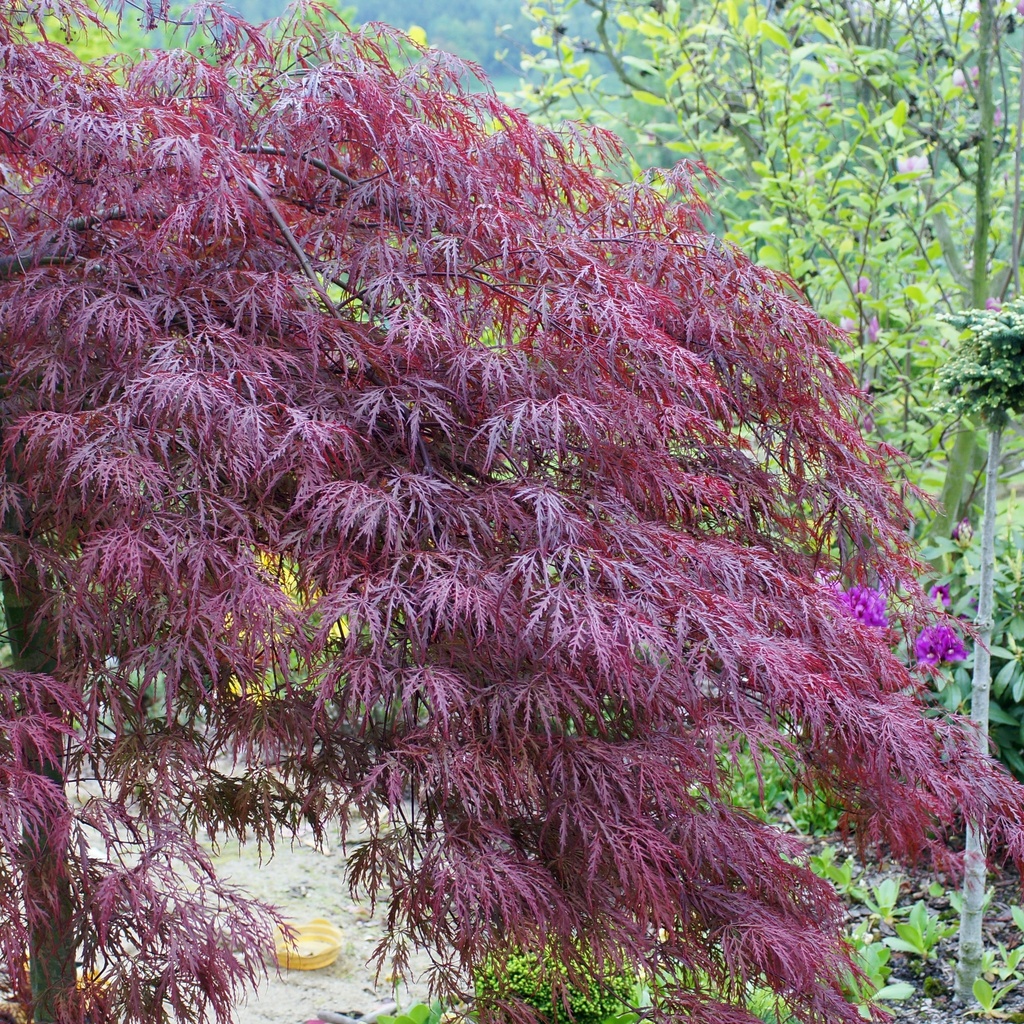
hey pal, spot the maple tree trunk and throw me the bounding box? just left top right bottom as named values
left=2, top=566, right=77, bottom=1023
left=955, top=422, right=1003, bottom=1003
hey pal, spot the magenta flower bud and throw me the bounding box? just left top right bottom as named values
left=867, top=316, right=880, bottom=342
left=1018, top=0, right=1024, bottom=16
left=929, top=584, right=951, bottom=608
left=952, top=68, right=967, bottom=88
left=855, top=276, right=870, bottom=295
left=951, top=518, right=973, bottom=546
left=995, top=107, right=1004, bottom=127
left=986, top=297, right=1002, bottom=311
left=839, top=316, right=857, bottom=332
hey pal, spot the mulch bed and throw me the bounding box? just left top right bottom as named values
left=820, top=838, right=1024, bottom=1022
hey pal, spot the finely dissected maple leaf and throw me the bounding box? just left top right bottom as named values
left=0, top=5, right=1022, bottom=1024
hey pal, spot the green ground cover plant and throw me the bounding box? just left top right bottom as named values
left=726, top=744, right=841, bottom=835
left=474, top=950, right=639, bottom=1024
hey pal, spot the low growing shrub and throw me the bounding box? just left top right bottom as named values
left=474, top=950, right=638, bottom=1024
left=727, top=744, right=841, bottom=835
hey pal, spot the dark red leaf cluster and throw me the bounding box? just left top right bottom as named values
left=0, top=5, right=1022, bottom=1023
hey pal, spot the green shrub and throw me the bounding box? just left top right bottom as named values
left=474, top=949, right=638, bottom=1024
left=726, top=744, right=841, bottom=836
left=474, top=947, right=798, bottom=1024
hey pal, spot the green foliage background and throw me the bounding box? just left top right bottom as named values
left=516, top=0, right=1024, bottom=536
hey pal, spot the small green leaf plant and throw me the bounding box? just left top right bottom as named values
left=377, top=1004, right=445, bottom=1024
left=883, top=902, right=958, bottom=961
left=991, top=942, right=1024, bottom=983
left=843, top=922, right=915, bottom=1007
left=809, top=847, right=867, bottom=902
left=728, top=746, right=841, bottom=835
left=862, top=878, right=910, bottom=928
left=970, top=977, right=1017, bottom=1019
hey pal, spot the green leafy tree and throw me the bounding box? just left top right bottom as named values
left=518, top=0, right=1024, bottom=533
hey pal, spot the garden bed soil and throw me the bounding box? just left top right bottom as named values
left=822, top=839, right=1024, bottom=1023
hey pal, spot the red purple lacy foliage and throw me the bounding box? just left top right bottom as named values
left=0, top=5, right=1022, bottom=1023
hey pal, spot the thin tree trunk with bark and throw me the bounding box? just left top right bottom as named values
left=954, top=0, right=999, bottom=998
left=2, top=563, right=77, bottom=1022
left=955, top=421, right=1003, bottom=1003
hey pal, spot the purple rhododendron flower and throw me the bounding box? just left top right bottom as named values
left=835, top=584, right=889, bottom=628
left=915, top=624, right=968, bottom=668
left=929, top=584, right=951, bottom=608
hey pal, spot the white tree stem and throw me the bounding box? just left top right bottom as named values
left=955, top=422, right=1003, bottom=1003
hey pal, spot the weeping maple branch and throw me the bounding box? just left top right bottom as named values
left=0, top=253, right=76, bottom=280
left=244, top=175, right=436, bottom=476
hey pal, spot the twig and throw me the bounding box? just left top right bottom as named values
left=0, top=253, right=75, bottom=280
left=240, top=146, right=358, bottom=188
left=244, top=176, right=342, bottom=319
left=243, top=176, right=435, bottom=476
left=66, top=207, right=126, bottom=232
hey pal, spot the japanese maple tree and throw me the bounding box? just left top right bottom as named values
left=1, top=4, right=1023, bottom=1024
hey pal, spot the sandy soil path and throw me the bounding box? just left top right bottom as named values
left=215, top=834, right=434, bottom=1024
